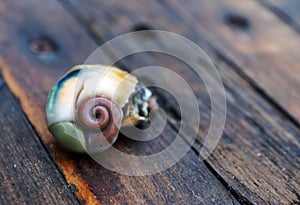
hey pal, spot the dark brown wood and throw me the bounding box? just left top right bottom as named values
left=0, top=80, right=79, bottom=204
left=165, top=0, right=300, bottom=125
left=0, top=0, right=299, bottom=204
left=0, top=0, right=100, bottom=203
left=58, top=0, right=300, bottom=204
left=211, top=56, right=300, bottom=205
left=63, top=0, right=300, bottom=125
left=74, top=131, right=239, bottom=205
left=0, top=0, right=239, bottom=204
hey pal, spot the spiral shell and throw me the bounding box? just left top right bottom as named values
left=76, top=95, right=123, bottom=153
left=46, top=65, right=155, bottom=153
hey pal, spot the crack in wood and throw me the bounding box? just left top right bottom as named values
left=0, top=78, right=4, bottom=90
left=213, top=47, right=300, bottom=130
left=257, top=0, right=300, bottom=33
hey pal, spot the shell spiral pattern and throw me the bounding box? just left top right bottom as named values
left=46, top=65, right=141, bottom=153
left=76, top=95, right=123, bottom=153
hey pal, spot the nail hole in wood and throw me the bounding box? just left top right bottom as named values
left=224, top=14, right=250, bottom=30
left=132, top=23, right=153, bottom=31
left=28, top=37, right=57, bottom=55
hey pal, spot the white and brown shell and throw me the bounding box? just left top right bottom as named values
left=46, top=65, right=156, bottom=153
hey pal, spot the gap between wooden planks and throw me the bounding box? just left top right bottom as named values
left=0, top=0, right=238, bottom=204
left=64, top=0, right=300, bottom=125
left=59, top=0, right=300, bottom=204
left=259, top=0, right=300, bottom=32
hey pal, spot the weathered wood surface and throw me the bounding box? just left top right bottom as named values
left=64, top=0, right=300, bottom=124
left=0, top=79, right=79, bottom=204
left=260, top=0, right=300, bottom=31
left=0, top=0, right=100, bottom=203
left=168, top=0, right=300, bottom=125
left=0, top=0, right=299, bottom=204
left=0, top=0, right=238, bottom=204
left=60, top=0, right=300, bottom=204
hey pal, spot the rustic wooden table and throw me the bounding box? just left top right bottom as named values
left=0, top=0, right=299, bottom=204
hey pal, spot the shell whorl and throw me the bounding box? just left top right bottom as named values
left=76, top=95, right=123, bottom=151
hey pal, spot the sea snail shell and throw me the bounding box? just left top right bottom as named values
left=46, top=65, right=156, bottom=153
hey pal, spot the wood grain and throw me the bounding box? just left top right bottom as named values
left=72, top=130, right=239, bottom=205
left=166, top=0, right=300, bottom=125
left=260, top=0, right=300, bottom=31
left=0, top=80, right=79, bottom=204
left=0, top=0, right=100, bottom=203
left=59, top=0, right=300, bottom=203
left=63, top=0, right=300, bottom=125
left=0, top=0, right=238, bottom=204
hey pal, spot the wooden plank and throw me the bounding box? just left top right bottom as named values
left=211, top=56, right=300, bottom=205
left=259, top=0, right=300, bottom=31
left=0, top=0, right=238, bottom=204
left=63, top=0, right=300, bottom=125
left=75, top=132, right=239, bottom=205
left=59, top=0, right=300, bottom=204
left=0, top=0, right=100, bottom=203
left=165, top=0, right=300, bottom=125
left=0, top=80, right=79, bottom=204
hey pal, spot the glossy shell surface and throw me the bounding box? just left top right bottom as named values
left=46, top=65, right=138, bottom=153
